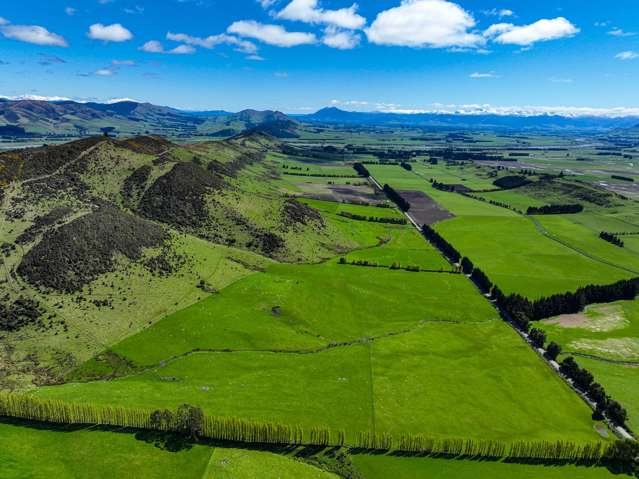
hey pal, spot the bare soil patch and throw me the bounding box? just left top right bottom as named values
left=399, top=190, right=454, bottom=225
left=295, top=182, right=386, bottom=205
left=545, top=305, right=628, bottom=332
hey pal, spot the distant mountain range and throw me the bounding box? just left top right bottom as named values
left=2, top=99, right=639, bottom=138
left=296, top=107, right=639, bottom=131
left=0, top=99, right=297, bottom=138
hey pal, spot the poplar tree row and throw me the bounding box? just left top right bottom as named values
left=0, top=392, right=625, bottom=461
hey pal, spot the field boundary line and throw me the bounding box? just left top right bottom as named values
left=528, top=217, right=639, bottom=275
left=73, top=319, right=494, bottom=382
left=565, top=352, right=639, bottom=367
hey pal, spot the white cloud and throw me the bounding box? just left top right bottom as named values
left=112, top=59, right=136, bottom=65
left=139, top=40, right=164, bottom=53
left=366, top=0, right=484, bottom=49
left=94, top=68, right=116, bottom=76
left=139, top=40, right=195, bottom=54
left=124, top=6, right=145, bottom=14
left=257, top=0, right=278, bottom=7
left=608, top=28, right=636, bottom=37
left=170, top=44, right=196, bottom=54
left=88, top=23, right=133, bottom=42
left=322, top=26, right=360, bottom=49
left=483, top=8, right=514, bottom=18
left=228, top=20, right=316, bottom=47
left=485, top=17, right=579, bottom=46
left=616, top=50, right=639, bottom=60
left=65, top=7, right=76, bottom=16
left=469, top=72, right=497, bottom=78
left=0, top=17, right=8, bottom=25
left=246, top=54, right=265, bottom=60
left=1, top=25, right=68, bottom=47
left=166, top=32, right=258, bottom=54
left=274, top=71, right=289, bottom=77
left=277, top=0, right=366, bottom=30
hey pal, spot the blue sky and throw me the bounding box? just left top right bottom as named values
left=0, top=0, right=638, bottom=114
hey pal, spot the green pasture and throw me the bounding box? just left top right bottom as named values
left=77, top=262, right=497, bottom=367
left=344, top=226, right=452, bottom=270
left=539, top=298, right=639, bottom=433
left=570, top=357, right=639, bottom=434
left=204, top=448, right=337, bottom=478
left=37, top=259, right=604, bottom=444
left=352, top=454, right=632, bottom=479
left=0, top=421, right=212, bottom=479
left=435, top=215, right=632, bottom=298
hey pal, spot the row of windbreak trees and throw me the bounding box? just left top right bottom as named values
left=496, top=278, right=639, bottom=321
left=418, top=223, right=637, bottom=432
left=382, top=184, right=411, bottom=212
left=0, top=392, right=621, bottom=461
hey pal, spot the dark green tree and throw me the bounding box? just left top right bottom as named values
left=528, top=328, right=546, bottom=349
left=545, top=341, right=561, bottom=361
left=176, top=404, right=204, bottom=439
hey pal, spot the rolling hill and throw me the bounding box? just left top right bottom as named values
left=0, top=99, right=298, bottom=139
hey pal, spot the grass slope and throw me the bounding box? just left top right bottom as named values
left=0, top=421, right=211, bottom=479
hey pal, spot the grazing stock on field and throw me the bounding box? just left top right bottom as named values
left=2, top=1, right=639, bottom=478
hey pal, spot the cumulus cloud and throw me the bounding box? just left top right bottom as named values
left=166, top=32, right=257, bottom=54
left=485, top=17, right=579, bottom=46
left=616, top=50, right=639, bottom=60
left=139, top=40, right=195, bottom=54
left=65, top=7, right=76, bottom=16
left=322, top=26, right=360, bottom=49
left=88, top=23, right=133, bottom=42
left=228, top=20, right=316, bottom=47
left=277, top=0, right=366, bottom=30
left=1, top=24, right=68, bottom=47
left=366, top=0, right=483, bottom=49
left=112, top=59, right=136, bottom=65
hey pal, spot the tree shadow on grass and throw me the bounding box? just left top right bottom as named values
left=134, top=430, right=193, bottom=452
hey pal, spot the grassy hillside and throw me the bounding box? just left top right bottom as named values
left=0, top=133, right=367, bottom=389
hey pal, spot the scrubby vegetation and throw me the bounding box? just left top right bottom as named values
left=18, top=207, right=169, bottom=292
